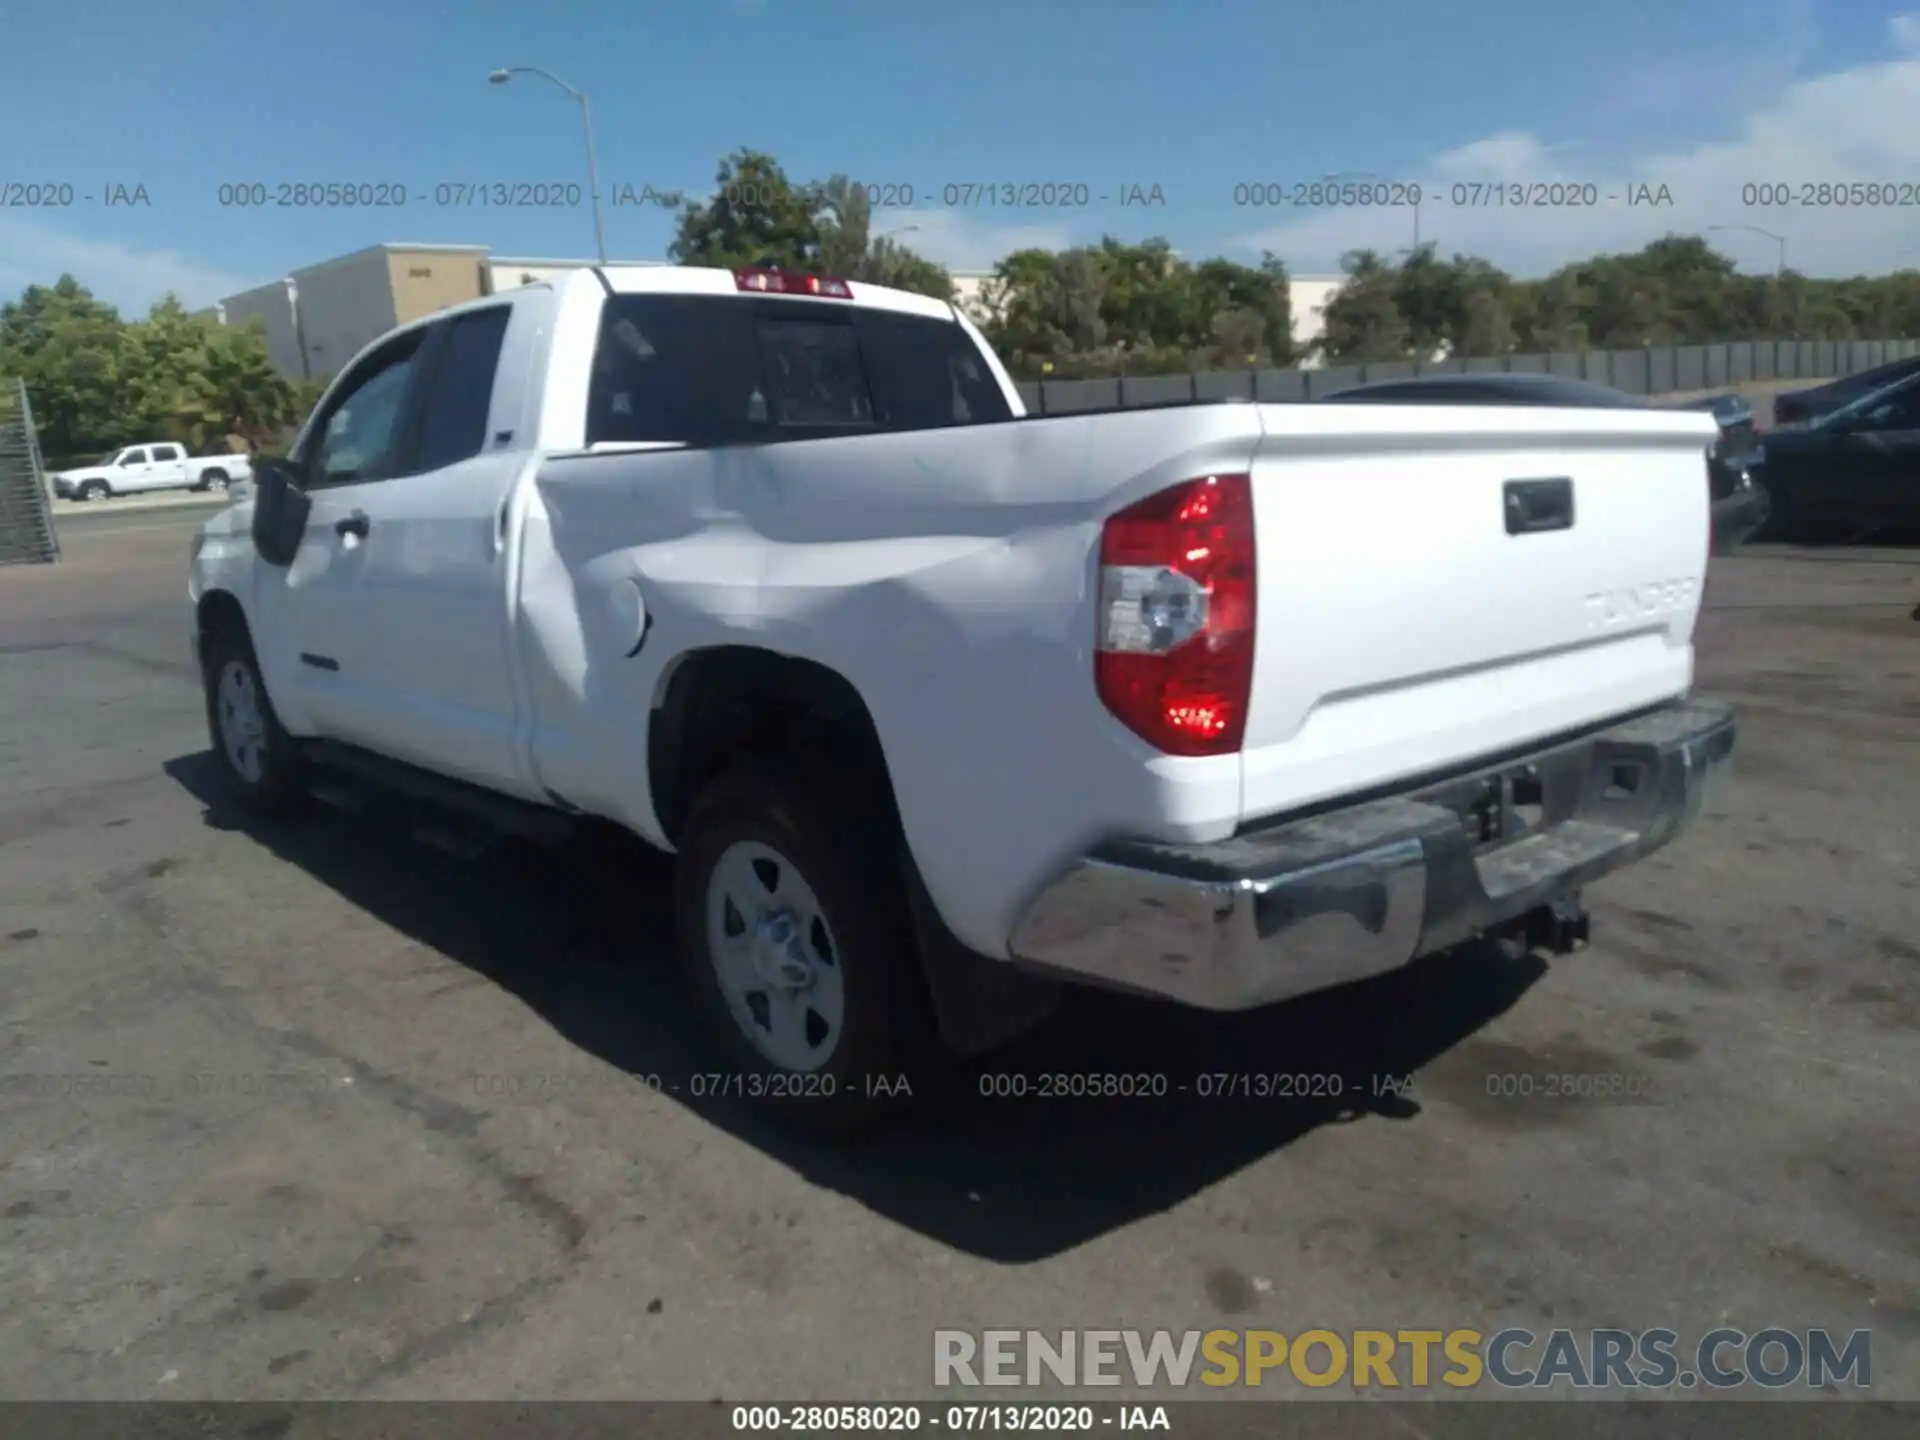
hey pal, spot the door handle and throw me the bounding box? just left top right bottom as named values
left=335, top=510, right=371, bottom=539
left=492, top=495, right=510, bottom=555
left=1503, top=478, right=1575, bottom=535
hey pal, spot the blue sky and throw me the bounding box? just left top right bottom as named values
left=7, top=0, right=1920, bottom=313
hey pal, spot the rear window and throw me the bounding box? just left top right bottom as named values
left=585, top=294, right=1011, bottom=447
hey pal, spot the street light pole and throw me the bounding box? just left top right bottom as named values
left=489, top=66, right=607, bottom=264
left=1707, top=223, right=1787, bottom=278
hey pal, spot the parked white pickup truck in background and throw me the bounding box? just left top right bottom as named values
left=53, top=441, right=251, bottom=501
left=187, top=264, right=1736, bottom=1130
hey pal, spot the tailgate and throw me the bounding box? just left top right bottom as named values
left=1238, top=403, right=1719, bottom=825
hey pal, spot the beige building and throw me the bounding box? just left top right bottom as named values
left=216, top=243, right=491, bottom=381
left=214, top=245, right=685, bottom=381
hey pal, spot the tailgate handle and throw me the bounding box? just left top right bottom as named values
left=1504, top=477, right=1575, bottom=535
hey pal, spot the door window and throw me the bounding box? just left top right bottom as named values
left=152, top=444, right=185, bottom=461
left=1860, top=385, right=1920, bottom=430
left=408, top=307, right=512, bottom=471
left=119, top=448, right=147, bottom=466
left=306, top=335, right=427, bottom=486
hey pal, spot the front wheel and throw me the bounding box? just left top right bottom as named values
left=77, top=480, right=111, bottom=502
left=201, top=627, right=305, bottom=816
left=672, top=767, right=934, bottom=1133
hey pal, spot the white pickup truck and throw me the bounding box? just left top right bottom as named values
left=188, top=264, right=1736, bottom=1129
left=54, top=441, right=252, bottom=501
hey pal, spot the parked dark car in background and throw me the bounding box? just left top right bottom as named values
left=1676, top=393, right=1770, bottom=550
left=1772, top=354, right=1920, bottom=427
left=1323, top=374, right=1770, bottom=552
left=1751, top=371, right=1920, bottom=542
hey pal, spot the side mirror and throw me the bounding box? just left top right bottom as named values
left=250, top=457, right=312, bottom=568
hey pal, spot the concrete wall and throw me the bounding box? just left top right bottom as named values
left=219, top=280, right=304, bottom=379
left=1015, top=337, right=1920, bottom=414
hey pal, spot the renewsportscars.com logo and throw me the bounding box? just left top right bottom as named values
left=933, top=1328, right=1873, bottom=1391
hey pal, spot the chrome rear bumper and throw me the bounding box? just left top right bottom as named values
left=1008, top=699, right=1736, bottom=1010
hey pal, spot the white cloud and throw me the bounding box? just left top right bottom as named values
left=1891, top=12, right=1920, bottom=50
left=1230, top=43, right=1920, bottom=279
left=1432, top=133, right=1556, bottom=178
left=875, top=210, right=1079, bottom=273
left=0, top=213, right=253, bottom=316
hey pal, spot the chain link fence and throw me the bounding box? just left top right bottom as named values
left=1015, top=337, right=1920, bottom=414
left=0, top=378, right=60, bottom=566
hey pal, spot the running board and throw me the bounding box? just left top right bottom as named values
left=298, top=740, right=575, bottom=847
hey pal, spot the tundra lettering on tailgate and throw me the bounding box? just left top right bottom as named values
left=1582, top=578, right=1697, bottom=631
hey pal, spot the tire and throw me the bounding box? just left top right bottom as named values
left=77, top=480, right=111, bottom=502
left=201, top=624, right=305, bottom=816
left=672, top=765, right=936, bottom=1134
left=199, top=470, right=229, bottom=493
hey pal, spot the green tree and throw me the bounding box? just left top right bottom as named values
left=982, top=248, right=1111, bottom=375
left=858, top=237, right=953, bottom=300
left=980, top=240, right=1294, bottom=378
left=1511, top=270, right=1588, bottom=351
left=122, top=295, right=220, bottom=444
left=1389, top=245, right=1461, bottom=358
left=1317, top=251, right=1409, bottom=362
left=1188, top=253, right=1294, bottom=366
left=669, top=149, right=822, bottom=270
left=0, top=276, right=131, bottom=457
left=812, top=173, right=872, bottom=278
left=672, top=158, right=954, bottom=300
left=199, top=321, right=300, bottom=451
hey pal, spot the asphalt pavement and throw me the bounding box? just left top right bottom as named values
left=0, top=509, right=1914, bottom=1411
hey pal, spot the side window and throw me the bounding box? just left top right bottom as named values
left=154, top=444, right=184, bottom=461
left=119, top=448, right=147, bottom=466
left=409, top=307, right=513, bottom=472
left=1874, top=386, right=1920, bottom=429
left=306, top=334, right=427, bottom=486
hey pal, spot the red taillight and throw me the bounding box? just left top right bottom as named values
left=1094, top=474, right=1256, bottom=757
left=733, top=267, right=854, bottom=299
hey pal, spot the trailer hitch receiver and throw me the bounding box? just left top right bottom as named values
left=1524, top=895, right=1592, bottom=955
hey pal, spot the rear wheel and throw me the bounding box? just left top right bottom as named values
left=199, top=470, right=230, bottom=493
left=201, top=625, right=305, bottom=816
left=672, top=766, right=933, bottom=1133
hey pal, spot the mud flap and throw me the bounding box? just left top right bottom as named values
left=902, top=854, right=1064, bottom=1056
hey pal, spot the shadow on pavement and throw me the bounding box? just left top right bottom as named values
left=165, top=748, right=1547, bottom=1263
